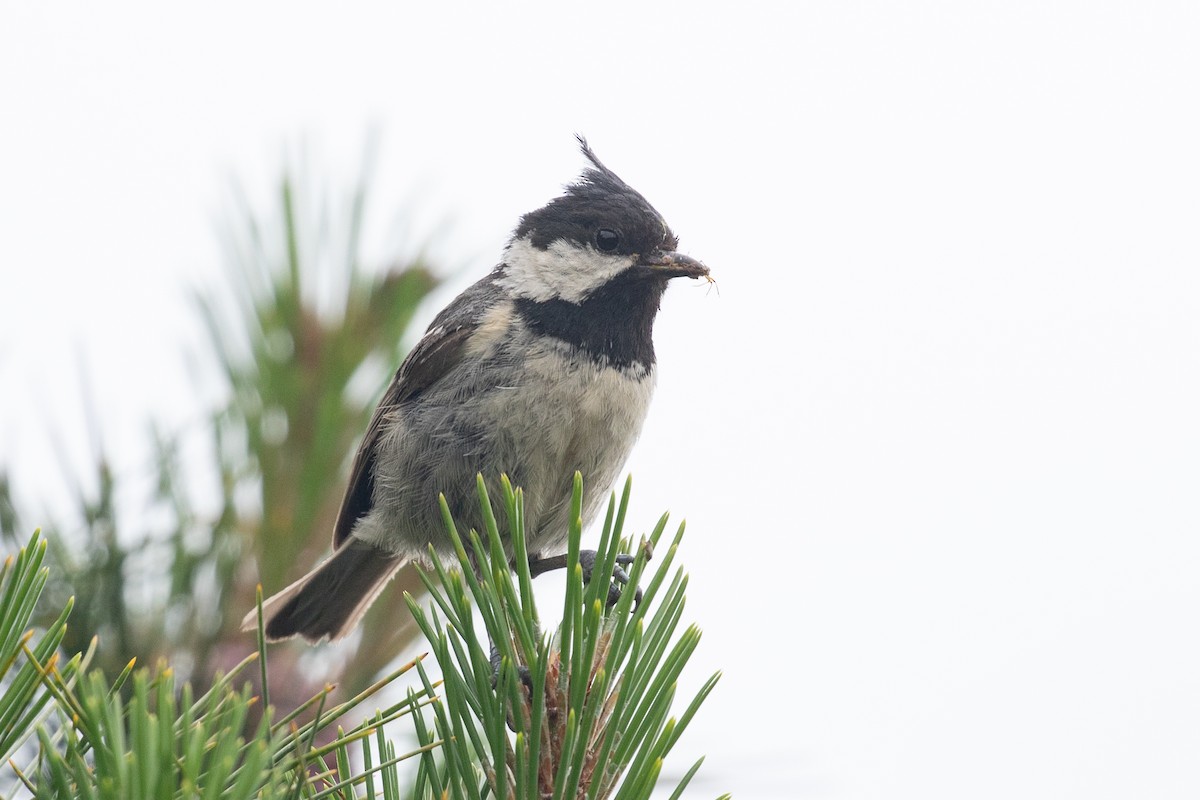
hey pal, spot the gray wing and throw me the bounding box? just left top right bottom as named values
left=331, top=272, right=503, bottom=548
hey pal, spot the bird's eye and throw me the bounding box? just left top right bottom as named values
left=595, top=228, right=621, bottom=252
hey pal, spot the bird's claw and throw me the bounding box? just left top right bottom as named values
left=579, top=549, right=643, bottom=610
left=490, top=639, right=533, bottom=732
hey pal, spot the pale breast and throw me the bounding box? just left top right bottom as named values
left=360, top=317, right=657, bottom=561
left=492, top=334, right=656, bottom=553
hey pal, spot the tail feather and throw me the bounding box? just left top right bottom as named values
left=241, top=540, right=404, bottom=643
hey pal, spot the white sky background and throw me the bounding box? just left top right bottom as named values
left=3, top=2, right=1199, bottom=798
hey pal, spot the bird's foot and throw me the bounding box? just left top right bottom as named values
left=489, top=639, right=533, bottom=732
left=580, top=549, right=643, bottom=609
left=530, top=548, right=644, bottom=609
left=489, top=640, right=533, bottom=692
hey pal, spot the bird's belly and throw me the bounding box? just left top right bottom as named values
left=489, top=345, right=656, bottom=553
left=366, top=342, right=655, bottom=561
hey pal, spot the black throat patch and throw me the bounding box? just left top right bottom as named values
left=514, top=271, right=667, bottom=370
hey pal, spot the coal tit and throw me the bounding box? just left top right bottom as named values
left=246, top=137, right=710, bottom=643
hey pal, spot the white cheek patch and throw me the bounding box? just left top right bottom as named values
left=499, top=236, right=635, bottom=304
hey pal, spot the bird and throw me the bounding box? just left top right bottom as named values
left=244, top=136, right=710, bottom=643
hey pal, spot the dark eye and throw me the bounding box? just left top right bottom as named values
left=595, top=228, right=620, bottom=252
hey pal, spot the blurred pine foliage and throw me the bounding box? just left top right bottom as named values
left=0, top=152, right=439, bottom=709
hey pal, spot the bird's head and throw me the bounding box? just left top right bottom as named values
left=499, top=137, right=709, bottom=305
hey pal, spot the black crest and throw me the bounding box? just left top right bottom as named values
left=512, top=137, right=679, bottom=255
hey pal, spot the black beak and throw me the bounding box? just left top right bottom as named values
left=638, top=251, right=711, bottom=280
